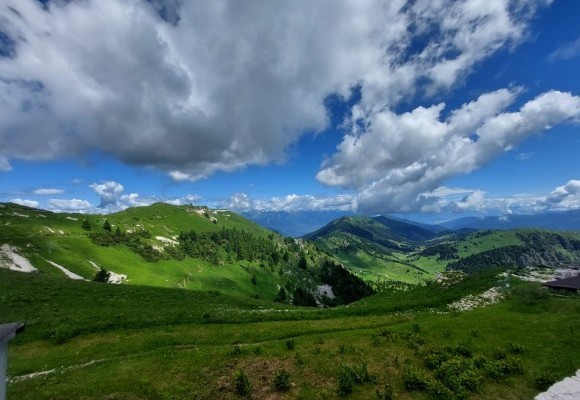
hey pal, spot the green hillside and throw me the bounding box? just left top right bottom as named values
left=3, top=203, right=580, bottom=398
left=306, top=215, right=580, bottom=286
left=0, top=202, right=370, bottom=305
left=1, top=268, right=579, bottom=399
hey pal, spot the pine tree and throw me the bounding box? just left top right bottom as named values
left=103, top=220, right=112, bottom=232
left=298, top=252, right=308, bottom=269
left=275, top=287, right=287, bottom=302
left=93, top=268, right=110, bottom=283
left=81, top=219, right=91, bottom=231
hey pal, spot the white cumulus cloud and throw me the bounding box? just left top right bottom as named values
left=0, top=0, right=550, bottom=182
left=89, top=181, right=125, bottom=207
left=10, top=198, right=39, bottom=208
left=543, top=180, right=580, bottom=211
left=0, top=157, right=11, bottom=171
left=48, top=198, right=93, bottom=212
left=32, top=188, right=65, bottom=195
left=320, top=90, right=580, bottom=214
left=226, top=192, right=355, bottom=213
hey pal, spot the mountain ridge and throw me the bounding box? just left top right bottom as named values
left=442, top=209, right=580, bottom=231
left=304, top=213, right=580, bottom=286
left=0, top=202, right=372, bottom=306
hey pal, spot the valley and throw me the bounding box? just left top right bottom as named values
left=1, top=202, right=579, bottom=399
left=2, top=2, right=580, bottom=399
left=306, top=215, right=580, bottom=287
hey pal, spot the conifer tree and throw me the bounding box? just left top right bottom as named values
left=103, top=220, right=112, bottom=232
left=81, top=219, right=91, bottom=231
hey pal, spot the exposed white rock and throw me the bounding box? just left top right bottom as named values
left=155, top=236, right=179, bottom=246
left=535, top=370, right=580, bottom=400
left=448, top=287, right=504, bottom=312
left=0, top=244, right=37, bottom=272
left=12, top=212, right=29, bottom=218
left=88, top=260, right=100, bottom=270
left=317, top=284, right=335, bottom=299
left=45, top=260, right=85, bottom=280
left=88, top=260, right=126, bottom=284
left=107, top=271, right=127, bottom=284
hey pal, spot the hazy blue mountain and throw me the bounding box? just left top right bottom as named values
left=303, top=215, right=440, bottom=253
left=373, top=215, right=448, bottom=235
left=242, top=210, right=352, bottom=237
left=442, top=210, right=580, bottom=231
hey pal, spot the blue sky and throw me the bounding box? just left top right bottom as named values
left=0, top=0, right=579, bottom=222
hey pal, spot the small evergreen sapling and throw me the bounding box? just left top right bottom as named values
left=103, top=219, right=112, bottom=232
left=81, top=219, right=91, bottom=231
left=93, top=268, right=110, bottom=283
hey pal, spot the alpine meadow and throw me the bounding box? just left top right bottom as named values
left=1, top=1, right=580, bottom=399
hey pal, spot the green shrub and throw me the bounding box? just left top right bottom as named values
left=338, top=365, right=355, bottom=397
left=402, top=366, right=430, bottom=392
left=507, top=342, right=525, bottom=354
left=286, top=339, right=295, bottom=350
left=473, top=354, right=489, bottom=369
left=407, top=333, right=426, bottom=349
left=230, top=345, right=242, bottom=356
left=452, top=344, right=473, bottom=358
left=493, top=347, right=507, bottom=360
left=375, top=382, right=394, bottom=400
left=338, top=363, right=376, bottom=397
left=424, top=349, right=450, bottom=370
left=378, top=328, right=394, bottom=340
left=485, top=356, right=524, bottom=381
left=427, top=380, right=455, bottom=400
left=273, top=369, right=291, bottom=392
left=534, top=371, right=558, bottom=390
left=92, top=268, right=110, bottom=283
left=48, top=325, right=75, bottom=344
left=352, top=363, right=376, bottom=384
left=294, top=352, right=304, bottom=366
left=436, top=358, right=481, bottom=393
left=234, top=370, right=251, bottom=396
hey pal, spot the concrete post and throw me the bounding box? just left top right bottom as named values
left=0, top=323, right=25, bottom=400
left=0, top=343, right=6, bottom=400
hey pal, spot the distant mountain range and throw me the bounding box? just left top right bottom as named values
left=302, top=213, right=580, bottom=285
left=243, top=209, right=580, bottom=237
left=242, top=210, right=352, bottom=237
left=441, top=209, right=580, bottom=231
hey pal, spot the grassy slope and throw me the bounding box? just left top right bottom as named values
left=312, top=217, right=580, bottom=285
left=0, top=202, right=325, bottom=301
left=308, top=216, right=437, bottom=285
left=1, top=269, right=579, bottom=399
left=455, top=230, right=523, bottom=258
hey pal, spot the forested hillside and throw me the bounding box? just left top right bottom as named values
left=0, top=202, right=371, bottom=306
left=306, top=215, right=580, bottom=286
